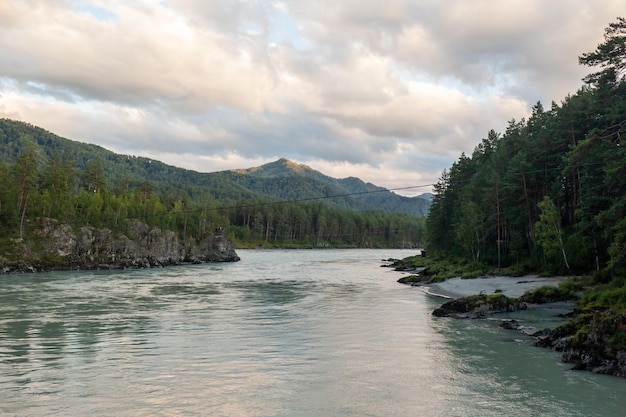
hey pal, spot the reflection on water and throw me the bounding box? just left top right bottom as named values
left=225, top=280, right=318, bottom=306
left=1, top=249, right=625, bottom=417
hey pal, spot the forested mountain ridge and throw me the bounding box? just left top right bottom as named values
left=0, top=120, right=429, bottom=215
left=0, top=118, right=426, bottom=253
left=0, top=119, right=266, bottom=203
left=227, top=157, right=431, bottom=215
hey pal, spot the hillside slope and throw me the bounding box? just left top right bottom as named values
left=227, top=158, right=431, bottom=215
left=0, top=119, right=430, bottom=215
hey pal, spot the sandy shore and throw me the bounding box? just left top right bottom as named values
left=420, top=275, right=566, bottom=299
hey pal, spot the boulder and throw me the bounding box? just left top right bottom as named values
left=432, top=293, right=527, bottom=319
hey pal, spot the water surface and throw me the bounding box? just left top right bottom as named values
left=1, top=249, right=624, bottom=416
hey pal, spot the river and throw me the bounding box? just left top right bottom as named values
left=1, top=249, right=625, bottom=416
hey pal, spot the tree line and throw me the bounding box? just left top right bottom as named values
left=226, top=199, right=424, bottom=248
left=426, top=18, right=626, bottom=278
left=0, top=148, right=424, bottom=249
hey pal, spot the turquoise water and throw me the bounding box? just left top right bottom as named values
left=1, top=249, right=624, bottom=416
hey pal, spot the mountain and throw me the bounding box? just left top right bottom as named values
left=0, top=119, right=264, bottom=201
left=226, top=158, right=431, bottom=215
left=0, top=119, right=430, bottom=215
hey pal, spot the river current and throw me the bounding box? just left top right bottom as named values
left=1, top=249, right=625, bottom=416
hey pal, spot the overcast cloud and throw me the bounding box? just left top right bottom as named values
left=0, top=0, right=622, bottom=195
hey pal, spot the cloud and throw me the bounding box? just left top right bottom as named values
left=0, top=0, right=623, bottom=195
left=0, top=1, right=277, bottom=111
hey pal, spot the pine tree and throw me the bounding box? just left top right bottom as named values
left=579, top=17, right=626, bottom=86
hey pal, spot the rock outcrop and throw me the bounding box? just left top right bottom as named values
left=432, top=293, right=527, bottom=319
left=1, top=219, right=240, bottom=273
left=531, top=311, right=626, bottom=377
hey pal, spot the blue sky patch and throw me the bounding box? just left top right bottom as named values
left=70, top=1, right=117, bottom=22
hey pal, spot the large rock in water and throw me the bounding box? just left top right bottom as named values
left=1, top=219, right=240, bottom=273
left=432, top=293, right=527, bottom=319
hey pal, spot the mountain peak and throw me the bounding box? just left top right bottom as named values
left=0, top=120, right=431, bottom=216
left=232, top=158, right=316, bottom=177
left=276, top=157, right=309, bottom=171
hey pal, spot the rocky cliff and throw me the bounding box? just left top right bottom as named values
left=1, top=219, right=240, bottom=273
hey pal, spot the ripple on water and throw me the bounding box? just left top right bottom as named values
left=1, top=250, right=625, bottom=417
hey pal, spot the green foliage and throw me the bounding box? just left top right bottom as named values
left=0, top=120, right=426, bottom=249
left=534, top=195, right=571, bottom=273
left=0, top=120, right=430, bottom=219
left=579, top=17, right=626, bottom=86
left=521, top=278, right=588, bottom=303
left=225, top=198, right=415, bottom=248
left=579, top=278, right=626, bottom=313
left=12, top=145, right=40, bottom=237
left=393, top=254, right=428, bottom=269
left=395, top=254, right=488, bottom=282
left=425, top=18, right=626, bottom=280
left=567, top=309, right=626, bottom=351
left=230, top=158, right=431, bottom=216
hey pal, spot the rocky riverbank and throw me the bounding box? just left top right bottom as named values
left=1, top=218, right=240, bottom=274
left=390, top=262, right=626, bottom=378
left=530, top=310, right=626, bottom=377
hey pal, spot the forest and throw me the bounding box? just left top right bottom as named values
left=426, top=18, right=626, bottom=280
left=0, top=134, right=425, bottom=251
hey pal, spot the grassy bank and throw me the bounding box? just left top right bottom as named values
left=392, top=254, right=537, bottom=282
left=396, top=253, right=626, bottom=354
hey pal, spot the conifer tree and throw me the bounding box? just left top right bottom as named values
left=579, top=17, right=626, bottom=86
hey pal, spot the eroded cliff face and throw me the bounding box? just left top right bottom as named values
left=1, top=219, right=240, bottom=273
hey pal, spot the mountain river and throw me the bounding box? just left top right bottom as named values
left=1, top=249, right=625, bottom=416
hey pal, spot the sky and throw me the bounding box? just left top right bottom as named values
left=0, top=1, right=622, bottom=196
